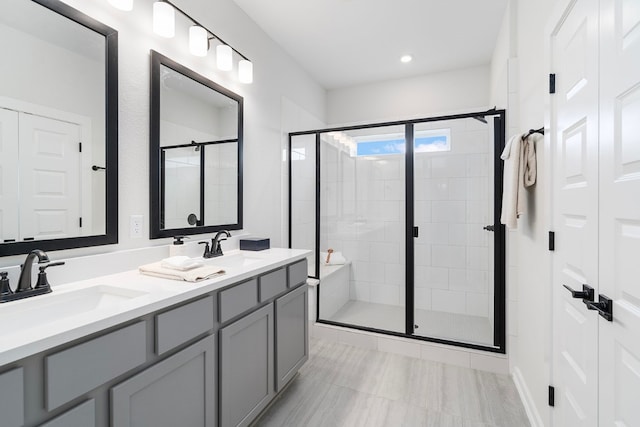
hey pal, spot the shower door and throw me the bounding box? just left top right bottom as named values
left=410, top=116, right=503, bottom=348
left=317, top=125, right=407, bottom=333
left=290, top=109, right=506, bottom=352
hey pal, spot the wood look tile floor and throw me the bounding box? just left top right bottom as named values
left=254, top=339, right=530, bottom=427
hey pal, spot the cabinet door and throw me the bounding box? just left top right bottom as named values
left=219, top=303, right=274, bottom=427
left=275, top=284, right=308, bottom=391
left=111, top=335, right=216, bottom=427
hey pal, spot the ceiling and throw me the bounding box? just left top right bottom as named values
left=232, top=0, right=509, bottom=90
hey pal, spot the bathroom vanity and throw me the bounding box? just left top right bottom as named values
left=0, top=249, right=309, bottom=427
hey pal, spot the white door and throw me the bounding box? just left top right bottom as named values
left=19, top=112, right=81, bottom=240
left=551, top=0, right=600, bottom=425
left=598, top=0, right=640, bottom=424
left=0, top=108, right=20, bottom=242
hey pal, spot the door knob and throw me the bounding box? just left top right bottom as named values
left=585, top=294, right=613, bottom=321
left=562, top=284, right=594, bottom=302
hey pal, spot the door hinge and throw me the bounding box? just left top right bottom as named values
left=79, top=142, right=82, bottom=152
left=79, top=217, right=83, bottom=228
left=413, top=226, right=419, bottom=237
left=548, top=231, right=555, bottom=251
left=548, top=385, right=555, bottom=407
left=549, top=74, right=556, bottom=94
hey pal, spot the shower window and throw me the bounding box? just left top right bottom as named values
left=289, top=109, right=506, bottom=353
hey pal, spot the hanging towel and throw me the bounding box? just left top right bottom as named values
left=139, top=262, right=225, bottom=282
left=522, top=133, right=540, bottom=187
left=500, top=133, right=526, bottom=229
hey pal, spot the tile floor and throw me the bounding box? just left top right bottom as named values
left=328, top=301, right=493, bottom=346
left=255, top=339, right=529, bottom=427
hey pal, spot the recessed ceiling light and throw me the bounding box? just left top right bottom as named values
left=400, top=55, right=413, bottom=63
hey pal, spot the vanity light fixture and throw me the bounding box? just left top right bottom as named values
left=107, top=0, right=133, bottom=11
left=238, top=59, right=253, bottom=84
left=153, top=1, right=175, bottom=38
left=189, top=25, right=208, bottom=57
left=216, top=44, right=233, bottom=71
left=106, top=0, right=254, bottom=83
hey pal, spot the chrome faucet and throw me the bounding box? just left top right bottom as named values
left=211, top=230, right=231, bottom=257
left=17, top=249, right=50, bottom=292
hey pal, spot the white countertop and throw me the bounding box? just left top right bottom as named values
left=0, top=248, right=310, bottom=367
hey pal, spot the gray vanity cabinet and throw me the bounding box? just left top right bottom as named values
left=111, top=335, right=216, bottom=427
left=0, top=367, right=24, bottom=427
left=219, top=303, right=275, bottom=427
left=275, top=284, right=309, bottom=391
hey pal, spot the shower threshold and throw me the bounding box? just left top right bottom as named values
left=326, top=300, right=493, bottom=347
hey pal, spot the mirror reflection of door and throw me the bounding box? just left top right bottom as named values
left=0, top=108, right=20, bottom=241
left=0, top=107, right=91, bottom=242
left=20, top=113, right=82, bottom=240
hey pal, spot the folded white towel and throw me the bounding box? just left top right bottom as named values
left=321, top=251, right=347, bottom=265
left=139, top=262, right=225, bottom=282
left=160, top=256, right=203, bottom=271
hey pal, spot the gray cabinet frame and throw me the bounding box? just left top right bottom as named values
left=275, top=284, right=309, bottom=391
left=111, top=335, right=216, bottom=427
left=219, top=304, right=274, bottom=427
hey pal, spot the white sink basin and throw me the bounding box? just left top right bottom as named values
left=209, top=253, right=264, bottom=269
left=1, top=285, right=150, bottom=328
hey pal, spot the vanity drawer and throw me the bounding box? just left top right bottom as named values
left=40, top=399, right=95, bottom=427
left=259, top=268, right=287, bottom=302
left=219, top=278, right=258, bottom=323
left=45, top=321, right=146, bottom=411
left=0, top=367, right=24, bottom=427
left=288, top=259, right=308, bottom=288
left=156, top=295, right=215, bottom=355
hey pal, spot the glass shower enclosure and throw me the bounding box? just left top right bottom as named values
left=289, top=109, right=505, bottom=352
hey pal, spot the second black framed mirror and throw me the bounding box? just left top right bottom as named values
left=149, top=50, right=243, bottom=239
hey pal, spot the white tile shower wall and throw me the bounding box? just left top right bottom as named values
left=320, top=139, right=405, bottom=309
left=414, top=120, right=492, bottom=317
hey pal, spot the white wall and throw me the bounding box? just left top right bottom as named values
left=490, top=0, right=556, bottom=425
left=327, top=65, right=491, bottom=125
left=0, top=0, right=325, bottom=269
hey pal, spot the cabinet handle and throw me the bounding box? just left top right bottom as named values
left=562, top=284, right=594, bottom=302
left=585, top=294, right=613, bottom=321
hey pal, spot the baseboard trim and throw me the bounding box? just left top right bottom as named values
left=512, top=366, right=545, bottom=427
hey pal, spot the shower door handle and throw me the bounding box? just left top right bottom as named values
left=483, top=225, right=495, bottom=232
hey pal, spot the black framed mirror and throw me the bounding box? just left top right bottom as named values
left=150, top=51, right=243, bottom=239
left=0, top=0, right=118, bottom=256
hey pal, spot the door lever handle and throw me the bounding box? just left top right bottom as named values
left=585, top=294, right=613, bottom=321
left=562, top=284, right=595, bottom=302
left=483, top=225, right=495, bottom=232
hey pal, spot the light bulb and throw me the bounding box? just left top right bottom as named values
left=108, top=0, right=133, bottom=11
left=238, top=60, right=253, bottom=84
left=189, top=26, right=208, bottom=57
left=216, top=45, right=233, bottom=71
left=153, top=2, right=175, bottom=38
